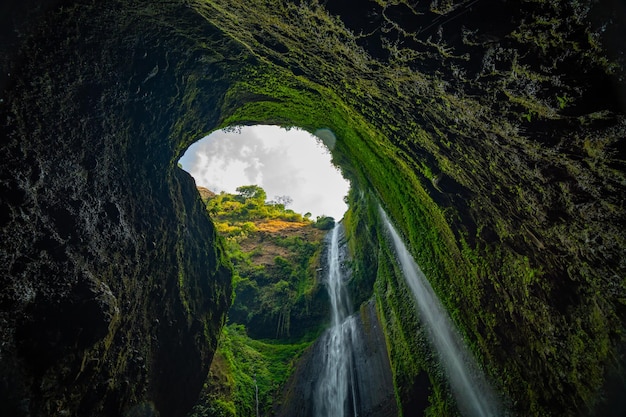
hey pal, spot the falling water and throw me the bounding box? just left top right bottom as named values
left=380, top=208, right=502, bottom=417
left=315, top=225, right=358, bottom=417
left=254, top=373, right=259, bottom=417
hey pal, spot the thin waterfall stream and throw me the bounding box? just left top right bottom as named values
left=380, top=207, right=502, bottom=417
left=315, top=224, right=359, bottom=417
left=254, top=374, right=259, bottom=417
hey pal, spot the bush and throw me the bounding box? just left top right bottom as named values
left=313, top=216, right=335, bottom=230
left=207, top=399, right=236, bottom=417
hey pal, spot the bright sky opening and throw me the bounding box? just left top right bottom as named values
left=178, top=125, right=350, bottom=220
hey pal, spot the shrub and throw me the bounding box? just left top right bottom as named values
left=313, top=215, right=335, bottom=230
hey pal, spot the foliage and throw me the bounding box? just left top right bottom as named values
left=235, top=185, right=266, bottom=203
left=312, top=215, right=335, bottom=230
left=206, top=186, right=305, bottom=232
left=186, top=1, right=625, bottom=415
left=189, top=324, right=310, bottom=417
left=342, top=188, right=380, bottom=309
left=199, top=185, right=327, bottom=340
left=191, top=185, right=328, bottom=416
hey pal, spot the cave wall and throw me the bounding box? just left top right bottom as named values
left=276, top=298, right=397, bottom=417
left=0, top=2, right=235, bottom=416
left=1, top=0, right=625, bottom=416
left=197, top=1, right=626, bottom=415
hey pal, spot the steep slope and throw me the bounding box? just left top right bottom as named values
left=188, top=186, right=329, bottom=416
left=202, top=186, right=330, bottom=340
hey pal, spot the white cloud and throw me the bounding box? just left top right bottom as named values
left=178, top=125, right=350, bottom=219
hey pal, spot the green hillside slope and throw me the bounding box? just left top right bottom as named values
left=190, top=185, right=331, bottom=417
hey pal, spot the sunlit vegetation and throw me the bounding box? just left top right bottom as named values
left=207, top=185, right=304, bottom=230
left=188, top=1, right=625, bottom=415
left=189, top=185, right=330, bottom=417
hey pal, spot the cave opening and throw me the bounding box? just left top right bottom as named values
left=178, top=124, right=350, bottom=221
left=177, top=125, right=362, bottom=416
left=1, top=0, right=624, bottom=415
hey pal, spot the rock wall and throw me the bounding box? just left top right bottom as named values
left=351, top=300, right=399, bottom=417
left=276, top=299, right=397, bottom=417
left=1, top=0, right=625, bottom=415
left=0, top=1, right=234, bottom=416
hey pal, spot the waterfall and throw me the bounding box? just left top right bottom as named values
left=276, top=222, right=397, bottom=417
left=380, top=208, right=502, bottom=417
left=254, top=373, right=259, bottom=417
left=315, top=225, right=359, bottom=417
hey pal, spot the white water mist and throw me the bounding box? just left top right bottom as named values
left=380, top=208, right=502, bottom=417
left=315, top=225, right=358, bottom=417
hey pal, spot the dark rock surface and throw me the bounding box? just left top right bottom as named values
left=351, top=300, right=400, bottom=417
left=1, top=1, right=233, bottom=416
left=276, top=299, right=397, bottom=417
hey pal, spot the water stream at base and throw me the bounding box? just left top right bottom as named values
left=314, top=225, right=358, bottom=417
left=380, top=207, right=502, bottom=417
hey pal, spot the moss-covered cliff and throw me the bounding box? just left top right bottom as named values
left=202, top=1, right=625, bottom=414
left=1, top=0, right=625, bottom=416
left=1, top=2, right=236, bottom=416
left=201, top=186, right=329, bottom=340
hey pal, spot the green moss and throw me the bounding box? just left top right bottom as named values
left=10, top=0, right=619, bottom=415
left=193, top=4, right=625, bottom=415
left=190, top=324, right=312, bottom=417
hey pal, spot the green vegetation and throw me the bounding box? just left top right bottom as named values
left=201, top=185, right=330, bottom=340
left=206, top=185, right=305, bottom=227
left=190, top=324, right=310, bottom=417
left=3, top=0, right=622, bottom=414
left=312, top=215, right=335, bottom=230
left=188, top=1, right=625, bottom=415
left=344, top=187, right=461, bottom=416
left=190, top=185, right=329, bottom=416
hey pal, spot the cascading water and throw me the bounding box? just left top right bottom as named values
left=276, top=222, right=396, bottom=417
left=254, top=374, right=259, bottom=417
left=379, top=207, right=502, bottom=417
left=315, top=225, right=359, bottom=417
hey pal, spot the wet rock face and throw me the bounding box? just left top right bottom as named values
left=350, top=301, right=399, bottom=417
left=0, top=1, right=233, bottom=416
left=276, top=299, right=397, bottom=417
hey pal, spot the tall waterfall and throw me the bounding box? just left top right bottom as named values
left=380, top=208, right=502, bottom=417
left=315, top=225, right=358, bottom=417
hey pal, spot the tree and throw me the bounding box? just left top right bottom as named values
left=313, top=216, right=335, bottom=230
left=274, top=195, right=293, bottom=208
left=235, top=185, right=267, bottom=203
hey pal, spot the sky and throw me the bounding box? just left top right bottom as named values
left=178, top=125, right=350, bottom=220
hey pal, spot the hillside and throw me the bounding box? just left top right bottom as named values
left=189, top=185, right=332, bottom=417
